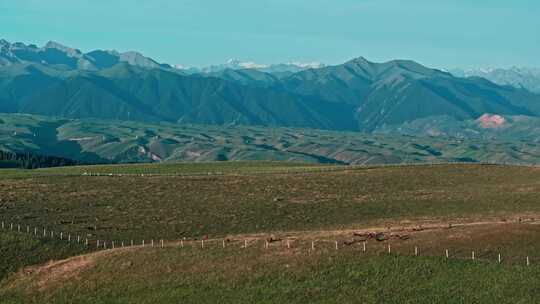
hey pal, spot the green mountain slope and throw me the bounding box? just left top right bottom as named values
left=11, top=64, right=356, bottom=130
left=280, top=58, right=540, bottom=131
left=2, top=40, right=540, bottom=133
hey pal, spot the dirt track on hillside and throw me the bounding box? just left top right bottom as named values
left=9, top=213, right=540, bottom=292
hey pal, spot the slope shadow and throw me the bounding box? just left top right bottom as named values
left=28, top=120, right=109, bottom=164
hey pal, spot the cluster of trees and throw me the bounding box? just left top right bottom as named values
left=0, top=150, right=77, bottom=169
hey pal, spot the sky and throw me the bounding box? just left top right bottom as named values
left=1, top=0, right=539, bottom=69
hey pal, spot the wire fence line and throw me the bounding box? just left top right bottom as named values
left=1, top=219, right=536, bottom=267
left=9, top=161, right=540, bottom=179
left=78, top=161, right=540, bottom=177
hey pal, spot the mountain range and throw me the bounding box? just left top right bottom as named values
left=176, top=59, right=325, bottom=76
left=1, top=39, right=540, bottom=135
left=450, top=67, right=540, bottom=94
left=0, top=39, right=172, bottom=71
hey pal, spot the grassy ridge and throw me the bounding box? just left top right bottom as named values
left=0, top=161, right=328, bottom=179
left=0, top=231, right=90, bottom=281
left=2, top=245, right=540, bottom=303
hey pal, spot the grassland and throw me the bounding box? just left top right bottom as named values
left=0, top=161, right=330, bottom=179
left=1, top=163, right=540, bottom=242
left=3, top=230, right=540, bottom=304
left=0, top=230, right=89, bottom=281
left=1, top=162, right=540, bottom=303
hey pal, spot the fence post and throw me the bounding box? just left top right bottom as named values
left=85, top=238, right=88, bottom=246
left=180, top=239, right=184, bottom=248
left=445, top=249, right=449, bottom=259
left=68, top=235, right=71, bottom=242
left=142, top=240, right=145, bottom=247
left=287, top=240, right=291, bottom=249
left=10, top=223, right=13, bottom=230
left=60, top=232, right=63, bottom=240
left=34, top=228, right=37, bottom=236
left=311, top=241, right=315, bottom=251
left=97, top=240, right=100, bottom=248
left=498, top=253, right=501, bottom=263
left=222, top=240, right=226, bottom=248
left=43, top=228, right=46, bottom=237
left=472, top=251, right=475, bottom=260
left=122, top=241, right=124, bottom=248
left=131, top=240, right=134, bottom=247
left=527, top=256, right=530, bottom=266
left=244, top=240, right=247, bottom=249
left=77, top=236, right=80, bottom=244
left=387, top=244, right=391, bottom=254
left=151, top=240, right=154, bottom=248
left=415, top=246, right=418, bottom=256
left=363, top=242, right=367, bottom=252
left=27, top=226, right=29, bottom=233
left=335, top=241, right=338, bottom=250
left=161, top=240, right=164, bottom=248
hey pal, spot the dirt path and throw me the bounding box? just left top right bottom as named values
left=208, top=213, right=540, bottom=242
left=5, top=213, right=540, bottom=293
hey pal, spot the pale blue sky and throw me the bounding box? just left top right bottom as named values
left=1, top=0, right=539, bottom=69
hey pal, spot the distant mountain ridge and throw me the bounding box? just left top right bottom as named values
left=176, top=59, right=325, bottom=76
left=0, top=39, right=172, bottom=71
left=0, top=62, right=357, bottom=131
left=1, top=39, right=540, bottom=134
left=451, top=67, right=540, bottom=93
left=278, top=57, right=540, bottom=131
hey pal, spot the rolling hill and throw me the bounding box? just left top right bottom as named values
left=1, top=113, right=540, bottom=165
left=3, top=163, right=540, bottom=303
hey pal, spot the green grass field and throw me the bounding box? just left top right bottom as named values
left=0, top=230, right=89, bottom=281
left=0, top=161, right=331, bottom=179
left=1, top=162, right=540, bottom=303
left=1, top=163, right=539, bottom=241
left=2, top=241, right=540, bottom=304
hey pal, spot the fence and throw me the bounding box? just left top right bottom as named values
left=23, top=161, right=540, bottom=179
left=1, top=219, right=535, bottom=267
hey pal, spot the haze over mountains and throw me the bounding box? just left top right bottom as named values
left=0, top=39, right=171, bottom=71
left=1, top=39, right=540, bottom=135
left=175, top=59, right=325, bottom=76
left=450, top=67, right=540, bottom=94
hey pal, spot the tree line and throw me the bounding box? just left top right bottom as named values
left=0, top=150, right=77, bottom=169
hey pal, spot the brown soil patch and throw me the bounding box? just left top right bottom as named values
left=19, top=248, right=134, bottom=292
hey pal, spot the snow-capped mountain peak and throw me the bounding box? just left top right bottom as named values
left=174, top=59, right=326, bottom=74
left=450, top=67, right=540, bottom=93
